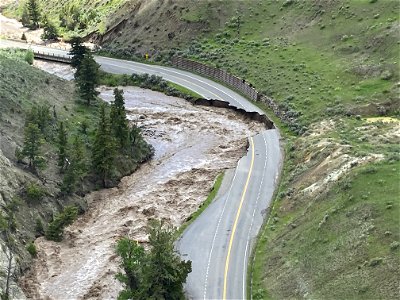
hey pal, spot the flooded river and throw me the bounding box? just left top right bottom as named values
left=20, top=82, right=264, bottom=299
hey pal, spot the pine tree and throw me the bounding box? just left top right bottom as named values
left=70, top=135, right=87, bottom=181
left=115, top=221, right=192, bottom=300
left=57, top=121, right=68, bottom=171
left=69, top=37, right=88, bottom=69
left=22, top=123, right=45, bottom=170
left=61, top=135, right=87, bottom=195
left=41, top=15, right=58, bottom=41
left=76, top=52, right=99, bottom=105
left=116, top=238, right=146, bottom=299
left=110, top=88, right=129, bottom=150
left=144, top=221, right=192, bottom=299
left=25, top=104, right=52, bottom=137
left=21, top=7, right=30, bottom=27
left=92, top=103, right=115, bottom=187
left=128, top=125, right=141, bottom=158
left=26, top=0, right=41, bottom=30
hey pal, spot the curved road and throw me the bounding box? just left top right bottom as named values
left=0, top=40, right=282, bottom=299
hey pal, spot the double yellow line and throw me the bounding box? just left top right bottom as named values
left=223, top=137, right=255, bottom=299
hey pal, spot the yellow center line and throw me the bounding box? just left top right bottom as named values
left=223, top=137, right=255, bottom=299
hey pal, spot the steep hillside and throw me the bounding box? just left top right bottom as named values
left=0, top=49, right=152, bottom=298
left=3, top=0, right=233, bottom=51
left=0, top=50, right=87, bottom=298
left=92, top=0, right=236, bottom=57
left=2, top=0, right=399, bottom=298
left=96, top=0, right=400, bottom=298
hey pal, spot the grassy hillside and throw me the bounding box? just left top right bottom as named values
left=170, top=1, right=398, bottom=298
left=253, top=159, right=399, bottom=299
left=0, top=50, right=89, bottom=293
left=97, top=0, right=399, bottom=298
left=2, top=0, right=399, bottom=298
left=172, top=1, right=398, bottom=299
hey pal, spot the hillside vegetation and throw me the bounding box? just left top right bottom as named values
left=0, top=49, right=152, bottom=297
left=4, top=0, right=129, bottom=38
left=94, top=0, right=399, bottom=298
left=2, top=0, right=399, bottom=299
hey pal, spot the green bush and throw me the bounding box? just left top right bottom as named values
left=35, top=218, right=45, bottom=236
left=26, top=242, right=37, bottom=257
left=25, top=183, right=45, bottom=203
left=45, top=206, right=78, bottom=242
left=25, top=50, right=34, bottom=65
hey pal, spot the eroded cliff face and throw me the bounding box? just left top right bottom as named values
left=0, top=150, right=26, bottom=299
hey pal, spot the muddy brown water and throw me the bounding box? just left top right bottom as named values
left=20, top=83, right=264, bottom=299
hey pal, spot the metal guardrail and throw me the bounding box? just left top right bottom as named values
left=172, top=57, right=259, bottom=101
left=171, top=56, right=295, bottom=127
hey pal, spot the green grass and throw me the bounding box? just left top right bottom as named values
left=172, top=4, right=400, bottom=296
left=252, top=160, right=400, bottom=300
left=181, top=1, right=399, bottom=127
left=176, top=172, right=224, bottom=237
left=167, top=82, right=202, bottom=99
left=98, top=70, right=203, bottom=100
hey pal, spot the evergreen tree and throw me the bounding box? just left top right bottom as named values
left=21, top=7, right=30, bottom=27
left=45, top=206, right=78, bottom=242
left=92, top=103, right=115, bottom=187
left=129, top=125, right=141, bottom=157
left=116, top=238, right=146, bottom=300
left=61, top=135, right=87, bottom=195
left=22, top=123, right=45, bottom=170
left=115, top=221, right=192, bottom=300
left=26, top=0, right=41, bottom=30
left=70, top=135, right=87, bottom=180
left=25, top=104, right=52, bottom=137
left=110, top=88, right=129, bottom=150
left=41, top=15, right=58, bottom=41
left=57, top=121, right=68, bottom=171
left=144, top=221, right=192, bottom=299
left=76, top=52, right=99, bottom=105
left=69, top=37, right=88, bottom=69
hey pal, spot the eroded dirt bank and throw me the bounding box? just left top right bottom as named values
left=20, top=86, right=264, bottom=299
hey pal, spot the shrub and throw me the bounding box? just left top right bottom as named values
left=35, top=218, right=45, bottom=236
left=390, top=241, right=400, bottom=250
left=380, top=70, right=392, bottom=80
left=45, top=206, right=78, bottom=242
left=26, top=242, right=37, bottom=257
left=25, top=50, right=34, bottom=65
left=368, top=257, right=383, bottom=267
left=362, top=166, right=378, bottom=174
left=26, top=183, right=45, bottom=203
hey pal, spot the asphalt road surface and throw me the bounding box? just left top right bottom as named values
left=0, top=39, right=282, bottom=299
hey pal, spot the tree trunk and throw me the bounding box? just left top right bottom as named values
left=4, top=248, right=12, bottom=300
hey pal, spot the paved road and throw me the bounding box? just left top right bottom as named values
left=0, top=39, right=282, bottom=299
